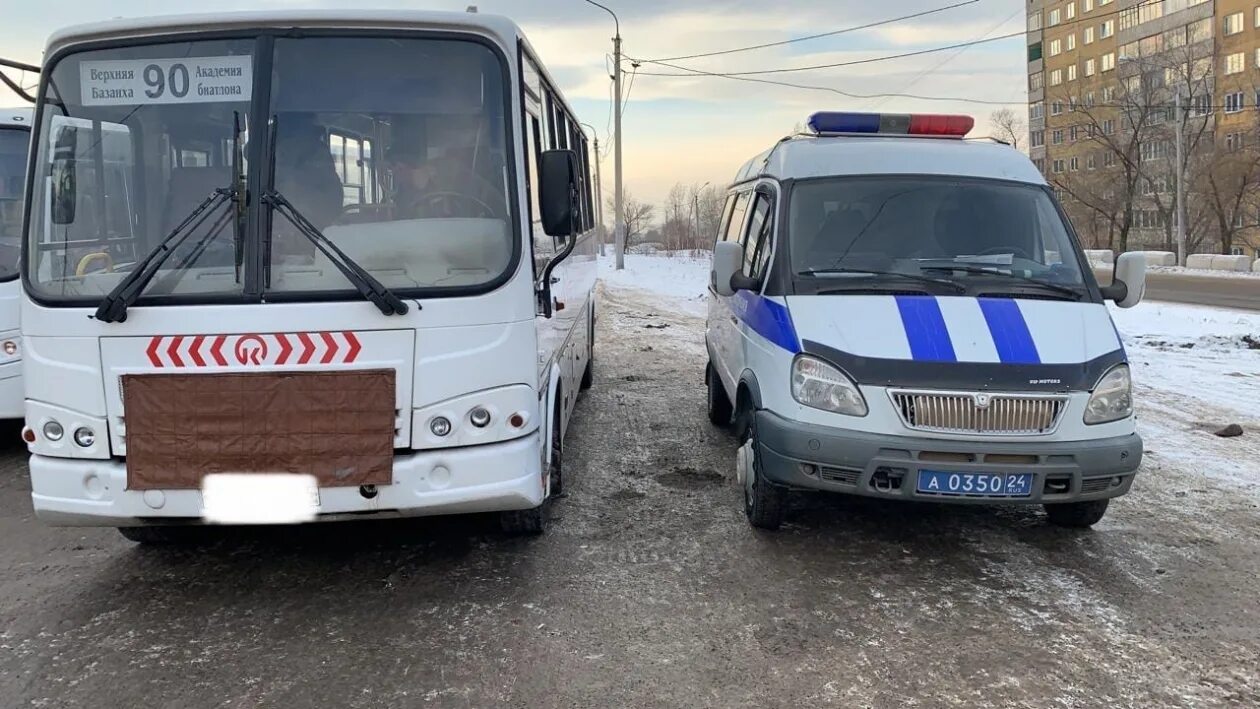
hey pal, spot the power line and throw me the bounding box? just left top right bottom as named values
left=631, top=30, right=1028, bottom=77
left=641, top=0, right=980, bottom=62
left=869, top=7, right=1022, bottom=111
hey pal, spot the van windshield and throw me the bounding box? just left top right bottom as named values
left=26, top=34, right=514, bottom=304
left=789, top=176, right=1087, bottom=296
left=0, top=127, right=29, bottom=281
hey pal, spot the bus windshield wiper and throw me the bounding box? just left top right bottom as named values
left=259, top=116, right=406, bottom=316
left=798, top=267, right=966, bottom=293
left=261, top=191, right=408, bottom=316
left=94, top=187, right=235, bottom=323
left=919, top=264, right=1084, bottom=299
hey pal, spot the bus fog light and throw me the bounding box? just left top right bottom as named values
left=2, top=340, right=16, bottom=356
left=21, top=427, right=35, bottom=444
left=469, top=407, right=491, bottom=428
left=429, top=416, right=452, bottom=437
left=508, top=412, right=526, bottom=429
left=73, top=427, right=96, bottom=448
left=43, top=420, right=64, bottom=442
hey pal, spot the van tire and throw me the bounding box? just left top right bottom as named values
left=499, top=506, right=545, bottom=535
left=743, top=423, right=785, bottom=530
left=580, top=307, right=594, bottom=391
left=117, top=526, right=199, bottom=545
left=1045, top=499, right=1110, bottom=528
left=706, top=362, right=733, bottom=426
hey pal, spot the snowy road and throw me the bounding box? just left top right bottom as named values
left=0, top=255, right=1256, bottom=707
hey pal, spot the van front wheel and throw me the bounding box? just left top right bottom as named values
left=706, top=362, right=733, bottom=427
left=1045, top=499, right=1110, bottom=528
left=740, top=426, right=785, bottom=530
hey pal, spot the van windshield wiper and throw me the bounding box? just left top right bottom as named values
left=797, top=268, right=966, bottom=294
left=259, top=116, right=406, bottom=316
left=94, top=187, right=235, bottom=323
left=919, top=264, right=1084, bottom=299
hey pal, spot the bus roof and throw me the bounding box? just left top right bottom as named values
left=46, top=10, right=526, bottom=57
left=732, top=134, right=1047, bottom=188
left=0, top=108, right=32, bottom=128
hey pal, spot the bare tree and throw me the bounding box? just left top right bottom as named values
left=607, top=190, right=654, bottom=252
left=1201, top=142, right=1260, bottom=255
left=989, top=108, right=1025, bottom=150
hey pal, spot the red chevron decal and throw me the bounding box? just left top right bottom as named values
left=296, top=332, right=316, bottom=364
left=275, top=333, right=294, bottom=365
left=188, top=335, right=207, bottom=367
left=167, top=336, right=185, bottom=368
left=146, top=337, right=163, bottom=367
left=319, top=331, right=338, bottom=364
left=343, top=332, right=361, bottom=363
left=211, top=335, right=229, bottom=366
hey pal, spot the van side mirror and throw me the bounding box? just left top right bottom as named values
left=1100, top=251, right=1146, bottom=308
left=712, top=241, right=743, bottom=297
left=539, top=149, right=578, bottom=238
left=536, top=149, right=580, bottom=319
left=51, top=125, right=78, bottom=225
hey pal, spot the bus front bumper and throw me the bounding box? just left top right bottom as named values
left=30, top=432, right=545, bottom=527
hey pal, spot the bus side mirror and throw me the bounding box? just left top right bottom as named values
left=539, top=149, right=578, bottom=237
left=1101, top=251, right=1145, bottom=309
left=712, top=241, right=742, bottom=297
left=50, top=125, right=77, bottom=225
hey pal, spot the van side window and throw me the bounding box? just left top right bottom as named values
left=714, top=195, right=736, bottom=246
left=725, top=192, right=751, bottom=244
left=743, top=192, right=774, bottom=278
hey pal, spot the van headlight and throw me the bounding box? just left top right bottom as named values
left=791, top=355, right=867, bottom=416
left=1084, top=364, right=1132, bottom=425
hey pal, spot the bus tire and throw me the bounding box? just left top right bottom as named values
left=706, top=362, right=733, bottom=426
left=499, top=506, right=545, bottom=535
left=1044, top=499, right=1109, bottom=528
left=580, top=306, right=594, bottom=391
left=116, top=526, right=199, bottom=545
left=547, top=399, right=564, bottom=497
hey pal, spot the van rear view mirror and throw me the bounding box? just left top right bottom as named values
left=1101, top=251, right=1146, bottom=308
left=712, top=241, right=742, bottom=297
left=50, top=124, right=77, bottom=225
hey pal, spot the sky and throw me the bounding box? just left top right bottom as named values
left=0, top=0, right=1028, bottom=207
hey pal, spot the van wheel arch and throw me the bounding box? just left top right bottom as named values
left=734, top=372, right=763, bottom=439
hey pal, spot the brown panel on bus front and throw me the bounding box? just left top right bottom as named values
left=122, top=369, right=396, bottom=491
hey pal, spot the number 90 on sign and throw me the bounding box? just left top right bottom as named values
left=79, top=56, right=253, bottom=106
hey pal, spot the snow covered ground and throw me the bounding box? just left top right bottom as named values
left=599, top=252, right=1260, bottom=494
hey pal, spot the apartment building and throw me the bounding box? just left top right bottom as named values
left=1028, top=0, right=1260, bottom=258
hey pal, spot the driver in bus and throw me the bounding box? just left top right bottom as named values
left=384, top=127, right=503, bottom=220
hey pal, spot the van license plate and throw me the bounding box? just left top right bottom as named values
left=916, top=471, right=1034, bottom=497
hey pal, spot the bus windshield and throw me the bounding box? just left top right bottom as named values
left=789, top=176, right=1088, bottom=295
left=0, top=127, right=28, bottom=280
left=26, top=34, right=515, bottom=304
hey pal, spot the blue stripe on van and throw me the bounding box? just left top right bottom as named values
left=895, top=296, right=957, bottom=362
left=733, top=291, right=800, bottom=353
left=978, top=298, right=1041, bottom=364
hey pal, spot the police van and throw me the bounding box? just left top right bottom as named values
left=706, top=112, right=1146, bottom=530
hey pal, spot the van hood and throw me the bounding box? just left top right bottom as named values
left=782, top=295, right=1125, bottom=391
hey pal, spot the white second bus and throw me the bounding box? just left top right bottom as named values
left=19, top=10, right=599, bottom=541
left=0, top=108, right=31, bottom=418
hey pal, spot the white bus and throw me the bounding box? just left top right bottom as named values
left=0, top=108, right=30, bottom=419
left=18, top=10, right=599, bottom=541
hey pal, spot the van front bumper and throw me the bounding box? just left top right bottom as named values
left=755, top=410, right=1142, bottom=504
left=30, top=432, right=545, bottom=527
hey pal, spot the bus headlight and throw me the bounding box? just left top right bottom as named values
left=43, top=420, right=65, bottom=441
left=469, top=407, right=492, bottom=428
left=791, top=356, right=867, bottom=416
left=429, top=416, right=452, bottom=437
left=1084, top=365, right=1132, bottom=425
left=2, top=340, right=16, bottom=356
left=73, top=427, right=96, bottom=448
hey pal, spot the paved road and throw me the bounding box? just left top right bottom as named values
left=0, top=285, right=1258, bottom=707
left=1095, top=267, right=1260, bottom=311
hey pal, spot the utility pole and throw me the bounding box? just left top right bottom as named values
left=613, top=32, right=625, bottom=269
left=692, top=181, right=710, bottom=250
left=592, top=135, right=606, bottom=256
left=1174, top=88, right=1187, bottom=266
left=583, top=1, right=623, bottom=268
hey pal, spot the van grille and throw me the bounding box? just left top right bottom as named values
left=889, top=390, right=1067, bottom=436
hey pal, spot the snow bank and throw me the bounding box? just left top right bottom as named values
left=598, top=252, right=710, bottom=317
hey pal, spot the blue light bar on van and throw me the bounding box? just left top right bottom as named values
left=807, top=112, right=975, bottom=137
